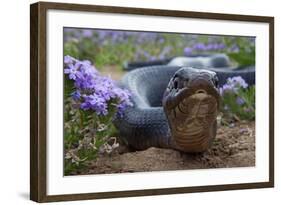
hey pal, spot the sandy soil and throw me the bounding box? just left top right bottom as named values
left=70, top=121, right=255, bottom=175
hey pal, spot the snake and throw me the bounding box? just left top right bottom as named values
left=114, top=66, right=221, bottom=152
left=124, top=54, right=255, bottom=86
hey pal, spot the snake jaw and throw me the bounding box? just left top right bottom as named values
left=163, top=67, right=220, bottom=152
left=169, top=93, right=218, bottom=152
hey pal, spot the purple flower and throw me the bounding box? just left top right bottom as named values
left=81, top=94, right=108, bottom=115
left=74, top=70, right=94, bottom=89
left=114, top=88, right=132, bottom=103
left=71, top=91, right=81, bottom=100
left=64, top=55, right=133, bottom=117
left=116, top=103, right=128, bottom=117
left=64, top=63, right=80, bottom=80
left=191, top=42, right=225, bottom=53
left=158, top=38, right=165, bottom=44
left=212, top=43, right=225, bottom=50
left=229, top=44, right=240, bottom=53
left=227, top=76, right=248, bottom=89
left=82, top=30, right=93, bottom=38
left=193, top=43, right=206, bottom=51
left=236, top=97, right=245, bottom=105
left=64, top=55, right=75, bottom=65
left=220, top=76, right=248, bottom=96
left=220, top=84, right=236, bottom=95
left=142, top=51, right=151, bottom=60
left=183, top=47, right=193, bottom=56
left=205, top=44, right=215, bottom=51
left=218, top=43, right=226, bottom=50
left=94, top=83, right=112, bottom=101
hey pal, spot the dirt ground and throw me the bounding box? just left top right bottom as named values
left=69, top=121, right=255, bottom=175
left=100, top=65, right=125, bottom=80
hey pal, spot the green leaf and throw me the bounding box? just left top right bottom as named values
left=228, top=52, right=255, bottom=67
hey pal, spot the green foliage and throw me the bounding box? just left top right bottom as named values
left=224, top=37, right=255, bottom=67
left=228, top=52, right=255, bottom=67
left=63, top=84, right=120, bottom=175
left=64, top=41, right=80, bottom=58
left=64, top=102, right=119, bottom=175
left=221, top=86, right=255, bottom=121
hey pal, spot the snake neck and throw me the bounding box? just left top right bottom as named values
left=165, top=91, right=219, bottom=152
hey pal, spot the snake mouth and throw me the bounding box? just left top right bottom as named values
left=163, top=68, right=220, bottom=152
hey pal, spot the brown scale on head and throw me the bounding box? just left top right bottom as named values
left=162, top=67, right=220, bottom=152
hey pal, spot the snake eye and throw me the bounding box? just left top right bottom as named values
left=173, top=77, right=180, bottom=90
left=213, top=75, right=219, bottom=87
left=174, top=80, right=178, bottom=89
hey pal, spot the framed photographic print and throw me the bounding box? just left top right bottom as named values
left=30, top=1, right=274, bottom=202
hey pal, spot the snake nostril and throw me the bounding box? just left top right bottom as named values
left=196, top=89, right=206, bottom=94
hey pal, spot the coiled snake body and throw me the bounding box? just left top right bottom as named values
left=114, top=66, right=220, bottom=152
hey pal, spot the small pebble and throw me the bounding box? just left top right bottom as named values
left=239, top=128, right=248, bottom=134
left=229, top=123, right=235, bottom=128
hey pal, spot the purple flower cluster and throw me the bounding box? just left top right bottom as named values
left=64, top=55, right=132, bottom=116
left=64, top=29, right=173, bottom=61
left=64, top=28, right=164, bottom=46
left=183, top=43, right=226, bottom=56
left=183, top=47, right=193, bottom=56
left=64, top=28, right=255, bottom=65
left=134, top=46, right=172, bottom=61
left=219, top=76, right=248, bottom=96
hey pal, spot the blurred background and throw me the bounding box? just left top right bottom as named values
left=63, top=28, right=255, bottom=80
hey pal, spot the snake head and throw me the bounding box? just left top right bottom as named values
left=162, top=67, right=220, bottom=152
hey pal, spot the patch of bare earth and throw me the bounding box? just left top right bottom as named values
left=100, top=65, right=126, bottom=81
left=71, top=121, right=255, bottom=175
